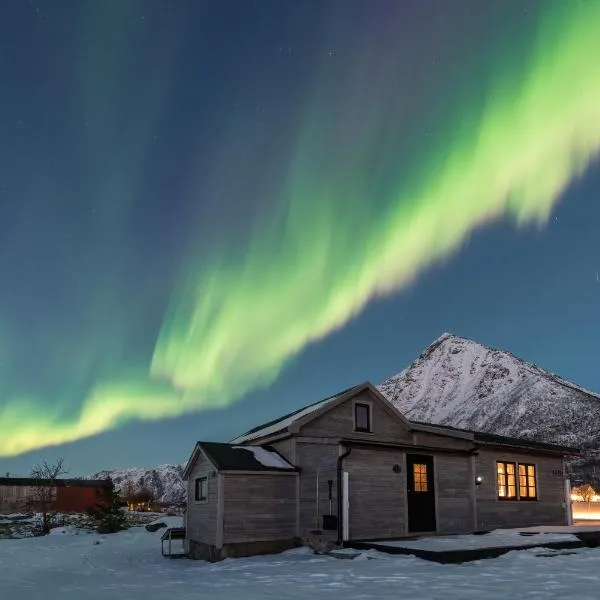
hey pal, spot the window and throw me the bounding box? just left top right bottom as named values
left=518, top=464, right=537, bottom=500
left=413, top=463, right=428, bottom=492
left=194, top=477, right=208, bottom=502
left=354, top=403, right=371, bottom=432
left=496, top=461, right=537, bottom=501
left=497, top=462, right=517, bottom=499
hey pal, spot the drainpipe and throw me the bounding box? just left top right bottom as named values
left=336, top=445, right=352, bottom=546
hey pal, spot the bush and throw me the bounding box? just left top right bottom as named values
left=86, top=479, right=128, bottom=534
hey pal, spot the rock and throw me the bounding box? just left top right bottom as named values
left=145, top=521, right=167, bottom=532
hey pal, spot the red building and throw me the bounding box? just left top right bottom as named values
left=0, top=477, right=111, bottom=513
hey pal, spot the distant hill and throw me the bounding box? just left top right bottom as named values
left=88, top=464, right=186, bottom=506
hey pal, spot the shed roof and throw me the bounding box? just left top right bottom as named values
left=411, top=421, right=581, bottom=455
left=195, top=442, right=297, bottom=473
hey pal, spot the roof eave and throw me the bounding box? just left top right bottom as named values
left=476, top=439, right=582, bottom=457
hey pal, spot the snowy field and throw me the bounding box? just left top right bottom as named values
left=1, top=519, right=600, bottom=600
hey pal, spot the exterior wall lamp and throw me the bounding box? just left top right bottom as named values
left=475, top=476, right=483, bottom=486
left=392, top=464, right=401, bottom=473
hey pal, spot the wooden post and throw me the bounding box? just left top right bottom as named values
left=565, top=478, right=573, bottom=526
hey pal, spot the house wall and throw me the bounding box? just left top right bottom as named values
left=412, top=431, right=474, bottom=451
left=0, top=485, right=57, bottom=513
left=475, top=448, right=567, bottom=530
left=299, top=390, right=411, bottom=443
left=55, top=486, right=103, bottom=513
left=0, top=485, right=38, bottom=512
left=295, top=441, right=340, bottom=538
left=344, top=447, right=406, bottom=540
left=269, top=438, right=295, bottom=463
left=222, top=473, right=297, bottom=546
left=186, top=453, right=218, bottom=559
left=434, top=454, right=475, bottom=534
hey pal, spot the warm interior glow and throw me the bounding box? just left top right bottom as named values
left=413, top=463, right=428, bottom=492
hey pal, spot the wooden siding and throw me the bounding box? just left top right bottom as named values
left=299, top=390, right=411, bottom=443
left=222, top=473, right=297, bottom=544
left=269, top=438, right=295, bottom=463
left=434, top=454, right=475, bottom=534
left=296, top=441, right=340, bottom=537
left=475, top=448, right=567, bottom=530
left=412, top=431, right=473, bottom=451
left=186, top=453, right=218, bottom=546
left=0, top=485, right=49, bottom=512
left=345, top=447, right=406, bottom=540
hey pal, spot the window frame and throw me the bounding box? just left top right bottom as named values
left=496, top=461, right=517, bottom=500
left=353, top=402, right=372, bottom=433
left=496, top=461, right=538, bottom=501
left=517, top=463, right=538, bottom=501
left=194, top=476, right=208, bottom=502
left=412, top=462, right=429, bottom=493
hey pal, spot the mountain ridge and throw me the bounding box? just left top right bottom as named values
left=379, top=333, right=600, bottom=483
left=88, top=464, right=186, bottom=506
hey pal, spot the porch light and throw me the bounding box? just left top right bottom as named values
left=475, top=476, right=483, bottom=486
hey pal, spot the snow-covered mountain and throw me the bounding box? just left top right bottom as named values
left=379, top=333, right=600, bottom=483
left=88, top=464, right=186, bottom=506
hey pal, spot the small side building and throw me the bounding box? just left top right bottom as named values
left=183, top=442, right=299, bottom=561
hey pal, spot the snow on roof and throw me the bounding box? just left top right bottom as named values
left=230, top=385, right=359, bottom=443
left=231, top=446, right=295, bottom=469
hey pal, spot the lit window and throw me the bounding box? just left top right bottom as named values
left=497, top=462, right=517, bottom=499
left=354, top=403, right=371, bottom=432
left=194, top=477, right=208, bottom=501
left=518, top=464, right=537, bottom=500
left=497, top=461, right=537, bottom=501
left=413, top=463, right=428, bottom=492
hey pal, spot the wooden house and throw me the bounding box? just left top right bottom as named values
left=183, top=382, right=579, bottom=561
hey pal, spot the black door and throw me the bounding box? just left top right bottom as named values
left=406, top=454, right=436, bottom=533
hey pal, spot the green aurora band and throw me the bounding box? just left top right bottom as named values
left=2, top=1, right=600, bottom=456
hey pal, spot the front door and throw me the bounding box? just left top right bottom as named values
left=406, top=454, right=436, bottom=533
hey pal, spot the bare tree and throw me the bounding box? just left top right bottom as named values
left=573, top=483, right=596, bottom=511
left=29, top=458, right=67, bottom=533
left=136, top=486, right=155, bottom=510
left=121, top=482, right=137, bottom=509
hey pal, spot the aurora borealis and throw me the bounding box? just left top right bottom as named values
left=2, top=1, right=600, bottom=470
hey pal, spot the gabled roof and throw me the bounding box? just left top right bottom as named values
left=230, top=384, right=362, bottom=443
left=182, top=442, right=297, bottom=479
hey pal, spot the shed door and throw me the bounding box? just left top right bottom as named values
left=406, top=454, right=436, bottom=533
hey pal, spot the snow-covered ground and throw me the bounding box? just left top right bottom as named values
left=1, top=518, right=600, bottom=600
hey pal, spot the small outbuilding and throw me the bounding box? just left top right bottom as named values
left=182, top=442, right=299, bottom=561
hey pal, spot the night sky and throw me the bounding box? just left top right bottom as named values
left=1, top=0, right=599, bottom=475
